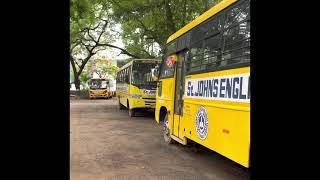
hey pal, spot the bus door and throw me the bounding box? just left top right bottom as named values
left=172, top=50, right=188, bottom=138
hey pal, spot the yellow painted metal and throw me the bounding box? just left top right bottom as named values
left=89, top=89, right=111, bottom=98
left=156, top=67, right=250, bottom=168
left=116, top=59, right=161, bottom=110
left=183, top=67, right=250, bottom=168
left=155, top=77, right=175, bottom=127
left=156, top=0, right=250, bottom=168
left=88, top=78, right=112, bottom=98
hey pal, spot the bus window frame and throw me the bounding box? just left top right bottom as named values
left=186, top=0, right=250, bottom=75
left=159, top=0, right=250, bottom=78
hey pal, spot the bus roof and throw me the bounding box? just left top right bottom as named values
left=117, top=59, right=161, bottom=72
left=166, top=0, right=237, bottom=44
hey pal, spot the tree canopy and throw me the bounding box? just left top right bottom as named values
left=110, top=0, right=222, bottom=57
left=70, top=0, right=223, bottom=90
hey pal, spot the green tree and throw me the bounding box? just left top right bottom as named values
left=110, top=0, right=223, bottom=57
left=70, top=0, right=139, bottom=90
left=94, top=59, right=119, bottom=79
left=70, top=0, right=223, bottom=90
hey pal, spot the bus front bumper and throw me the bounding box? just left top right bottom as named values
left=89, top=93, right=109, bottom=98
left=130, top=98, right=156, bottom=109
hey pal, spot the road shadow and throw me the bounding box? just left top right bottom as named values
left=117, top=109, right=155, bottom=119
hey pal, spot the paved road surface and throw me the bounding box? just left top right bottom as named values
left=70, top=98, right=250, bottom=180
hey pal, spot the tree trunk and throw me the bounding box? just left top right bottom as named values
left=70, top=56, right=80, bottom=91
left=74, top=77, right=81, bottom=90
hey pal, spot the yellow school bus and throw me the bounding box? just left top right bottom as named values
left=116, top=59, right=161, bottom=117
left=155, top=0, right=250, bottom=167
left=88, top=78, right=112, bottom=99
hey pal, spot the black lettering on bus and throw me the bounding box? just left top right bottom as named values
left=208, top=79, right=213, bottom=97
left=213, top=79, right=218, bottom=97
left=239, top=77, right=246, bottom=99
left=226, top=78, right=233, bottom=99
left=203, top=80, right=208, bottom=97
left=187, top=81, right=191, bottom=96
left=195, top=81, right=199, bottom=96
left=199, top=80, right=203, bottom=97
left=233, top=77, right=239, bottom=99
left=220, top=78, right=226, bottom=98
left=191, top=83, right=194, bottom=96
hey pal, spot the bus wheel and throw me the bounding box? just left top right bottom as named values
left=163, top=114, right=174, bottom=144
left=119, top=98, right=125, bottom=110
left=129, top=108, right=135, bottom=117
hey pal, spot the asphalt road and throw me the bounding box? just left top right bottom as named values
left=70, top=98, right=250, bottom=180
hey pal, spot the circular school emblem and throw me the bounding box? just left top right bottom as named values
left=195, top=106, right=208, bottom=140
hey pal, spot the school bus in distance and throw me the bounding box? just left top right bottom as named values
left=155, top=0, right=250, bottom=167
left=116, top=59, right=161, bottom=117
left=88, top=78, right=112, bottom=99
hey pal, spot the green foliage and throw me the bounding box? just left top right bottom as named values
left=70, top=0, right=115, bottom=90
left=110, top=0, right=222, bottom=57
left=78, top=65, right=91, bottom=89
left=70, top=0, right=110, bottom=44
left=94, top=59, right=119, bottom=79
left=70, top=0, right=224, bottom=89
left=105, top=65, right=119, bottom=79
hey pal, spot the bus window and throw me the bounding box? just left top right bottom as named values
left=131, top=62, right=159, bottom=86
left=222, top=0, right=250, bottom=65
left=101, top=81, right=108, bottom=89
left=189, top=41, right=203, bottom=73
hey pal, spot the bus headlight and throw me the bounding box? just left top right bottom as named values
left=130, top=94, right=142, bottom=99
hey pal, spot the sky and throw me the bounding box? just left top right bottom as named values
left=95, top=38, right=129, bottom=61
left=94, top=23, right=130, bottom=61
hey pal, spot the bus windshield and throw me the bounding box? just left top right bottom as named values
left=89, top=79, right=108, bottom=89
left=131, top=62, right=160, bottom=89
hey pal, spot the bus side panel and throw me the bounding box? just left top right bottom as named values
left=155, top=78, right=174, bottom=127
left=128, top=84, right=144, bottom=109
left=182, top=67, right=250, bottom=167
left=184, top=101, right=249, bottom=167
left=128, top=84, right=157, bottom=109
left=116, top=83, right=130, bottom=107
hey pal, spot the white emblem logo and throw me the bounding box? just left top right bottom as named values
left=196, top=106, right=208, bottom=140
left=144, top=89, right=156, bottom=95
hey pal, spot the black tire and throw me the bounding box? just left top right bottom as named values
left=119, top=98, right=125, bottom=110
left=127, top=100, right=135, bottom=117
left=163, top=114, right=174, bottom=144
left=129, top=108, right=135, bottom=117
